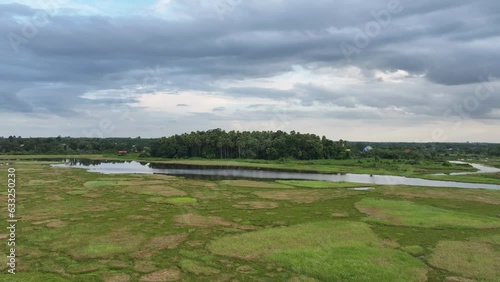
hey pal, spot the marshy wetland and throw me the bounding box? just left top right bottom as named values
left=1, top=157, right=500, bottom=281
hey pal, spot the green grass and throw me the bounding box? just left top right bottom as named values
left=473, top=234, right=500, bottom=245
left=276, top=180, right=373, bottom=189
left=146, top=196, right=198, bottom=204
left=1, top=159, right=499, bottom=281
left=400, top=245, right=426, bottom=256
left=179, top=259, right=220, bottom=275
left=221, top=180, right=293, bottom=189
left=428, top=241, right=500, bottom=281
left=356, top=198, right=500, bottom=229
left=208, top=221, right=391, bottom=259
left=0, top=273, right=72, bottom=282
left=269, top=246, right=428, bottom=282
left=83, top=180, right=127, bottom=187
left=209, top=221, right=427, bottom=281
left=424, top=172, right=500, bottom=185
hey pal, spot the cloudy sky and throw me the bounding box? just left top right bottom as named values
left=1, top=0, right=499, bottom=142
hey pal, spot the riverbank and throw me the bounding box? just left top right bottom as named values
left=2, top=154, right=499, bottom=185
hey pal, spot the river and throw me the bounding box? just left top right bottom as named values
left=51, top=159, right=500, bottom=190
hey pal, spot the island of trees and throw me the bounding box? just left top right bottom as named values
left=151, top=129, right=350, bottom=160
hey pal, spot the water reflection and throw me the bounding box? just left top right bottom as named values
left=51, top=159, right=500, bottom=190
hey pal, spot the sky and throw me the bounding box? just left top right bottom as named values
left=1, top=0, right=499, bottom=142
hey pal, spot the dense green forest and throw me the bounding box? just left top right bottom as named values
left=150, top=129, right=500, bottom=160
left=151, top=129, right=349, bottom=160
left=1, top=129, right=500, bottom=160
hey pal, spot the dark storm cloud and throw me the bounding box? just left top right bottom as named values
left=1, top=0, right=499, bottom=127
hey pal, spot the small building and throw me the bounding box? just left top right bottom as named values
left=363, top=146, right=373, bottom=152
left=118, top=150, right=128, bottom=154
left=404, top=148, right=412, bottom=153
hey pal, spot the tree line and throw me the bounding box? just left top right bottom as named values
left=1, top=131, right=499, bottom=160
left=0, top=136, right=154, bottom=155
left=151, top=129, right=351, bottom=160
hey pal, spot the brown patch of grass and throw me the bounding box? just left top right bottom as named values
left=174, top=213, right=257, bottom=230
left=29, top=180, right=58, bottom=185
left=236, top=265, right=255, bottom=273
left=380, top=186, right=500, bottom=205
left=174, top=213, right=232, bottom=228
left=45, top=195, right=63, bottom=201
left=332, top=212, right=348, bottom=218
left=186, top=240, right=203, bottom=247
left=139, top=267, right=181, bottom=282
left=428, top=241, right=500, bottom=281
left=64, top=229, right=145, bottom=260
left=32, top=219, right=53, bottom=225
left=232, top=201, right=279, bottom=209
left=141, top=175, right=178, bottom=181
left=134, top=260, right=157, bottom=273
left=66, top=264, right=100, bottom=274
left=82, top=193, right=101, bottom=198
left=104, top=273, right=131, bottom=282
left=127, top=215, right=147, bottom=220
left=46, top=220, right=67, bottom=228
left=179, top=259, right=220, bottom=276
left=357, top=205, right=402, bottom=225
left=133, top=233, right=188, bottom=259
left=444, top=277, right=474, bottom=282
left=125, top=186, right=187, bottom=197
left=253, top=190, right=349, bottom=203
left=107, top=260, right=130, bottom=269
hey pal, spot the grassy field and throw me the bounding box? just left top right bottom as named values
left=0, top=160, right=500, bottom=281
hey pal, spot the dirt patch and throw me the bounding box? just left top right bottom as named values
left=125, top=186, right=187, bottom=197
left=233, top=201, right=279, bottom=209
left=45, top=195, right=63, bottom=201
left=133, top=233, right=188, bottom=259
left=332, top=212, right=348, bottom=218
left=139, top=267, right=181, bottom=282
left=46, top=220, right=67, bottom=228
left=104, top=273, right=131, bottom=282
